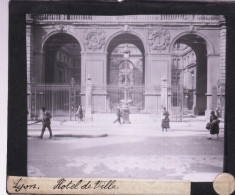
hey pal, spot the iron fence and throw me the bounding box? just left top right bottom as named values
left=29, top=84, right=84, bottom=120
left=28, top=83, right=185, bottom=120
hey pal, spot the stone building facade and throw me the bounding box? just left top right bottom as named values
left=26, top=14, right=226, bottom=118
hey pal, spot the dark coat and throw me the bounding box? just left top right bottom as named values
left=161, top=110, right=170, bottom=128
left=43, top=111, right=51, bottom=126
left=209, top=115, right=219, bottom=134
left=116, top=108, right=121, bottom=118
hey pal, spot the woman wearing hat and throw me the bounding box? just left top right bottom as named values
left=207, top=111, right=220, bottom=140
left=161, top=107, right=170, bottom=132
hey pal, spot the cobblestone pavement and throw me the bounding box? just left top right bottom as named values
left=28, top=114, right=224, bottom=182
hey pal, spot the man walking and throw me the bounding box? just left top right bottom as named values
left=113, top=106, right=122, bottom=125
left=40, top=106, right=53, bottom=139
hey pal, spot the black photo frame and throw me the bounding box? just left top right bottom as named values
left=7, top=0, right=235, bottom=194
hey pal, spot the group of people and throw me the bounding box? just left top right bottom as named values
left=37, top=104, right=221, bottom=140
left=113, top=105, right=170, bottom=131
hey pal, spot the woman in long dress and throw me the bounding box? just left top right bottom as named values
left=161, top=107, right=170, bottom=132
left=207, top=111, right=220, bottom=139
left=76, top=105, right=83, bottom=121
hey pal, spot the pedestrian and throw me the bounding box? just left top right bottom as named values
left=215, top=107, right=221, bottom=118
left=207, top=111, right=220, bottom=140
left=76, top=105, right=83, bottom=121
left=40, top=106, right=52, bottom=139
left=161, top=107, right=170, bottom=132
left=113, top=106, right=122, bottom=125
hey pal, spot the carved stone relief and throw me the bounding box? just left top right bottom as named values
left=55, top=24, right=71, bottom=32
left=121, top=24, right=132, bottom=32
left=186, top=25, right=198, bottom=33
left=82, top=26, right=106, bottom=51
left=148, top=27, right=171, bottom=52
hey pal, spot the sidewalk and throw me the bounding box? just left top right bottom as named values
left=27, top=114, right=224, bottom=138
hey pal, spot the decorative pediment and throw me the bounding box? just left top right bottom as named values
left=148, top=27, right=171, bottom=51
left=82, top=26, right=106, bottom=51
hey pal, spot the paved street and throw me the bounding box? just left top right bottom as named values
left=28, top=114, right=224, bottom=182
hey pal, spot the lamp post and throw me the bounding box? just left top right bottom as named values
left=120, top=44, right=132, bottom=124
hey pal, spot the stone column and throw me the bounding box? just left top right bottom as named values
left=84, top=52, right=107, bottom=112
left=220, top=24, right=226, bottom=85
left=205, top=54, right=220, bottom=118
left=85, top=75, right=93, bottom=121
left=220, top=24, right=226, bottom=118
left=161, top=77, right=169, bottom=110
left=144, top=53, right=171, bottom=113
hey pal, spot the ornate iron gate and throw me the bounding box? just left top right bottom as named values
left=170, top=84, right=184, bottom=121
left=106, top=85, right=145, bottom=113
left=29, top=83, right=83, bottom=120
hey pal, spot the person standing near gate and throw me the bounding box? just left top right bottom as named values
left=207, top=111, right=220, bottom=140
left=40, top=106, right=52, bottom=139
left=76, top=104, right=83, bottom=121
left=161, top=107, right=170, bottom=132
left=113, top=106, right=122, bottom=125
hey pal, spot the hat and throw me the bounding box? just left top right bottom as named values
left=41, top=106, right=46, bottom=111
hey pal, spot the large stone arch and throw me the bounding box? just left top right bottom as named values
left=168, top=31, right=218, bottom=116
left=41, top=30, right=85, bottom=53
left=105, top=30, right=147, bottom=112
left=169, top=31, right=215, bottom=55
left=104, top=30, right=148, bottom=54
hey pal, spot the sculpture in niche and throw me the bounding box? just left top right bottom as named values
left=82, top=26, right=106, bottom=51
left=148, top=27, right=171, bottom=51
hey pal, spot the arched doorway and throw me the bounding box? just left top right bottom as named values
left=107, top=33, right=145, bottom=112
left=43, top=33, right=81, bottom=84
left=38, top=33, right=82, bottom=117
left=171, top=34, right=207, bottom=115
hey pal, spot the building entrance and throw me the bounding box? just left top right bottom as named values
left=171, top=34, right=207, bottom=115
left=30, top=33, right=82, bottom=118
left=107, top=34, right=145, bottom=113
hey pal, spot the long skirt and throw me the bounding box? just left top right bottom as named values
left=161, top=119, right=170, bottom=128
left=210, top=122, right=219, bottom=134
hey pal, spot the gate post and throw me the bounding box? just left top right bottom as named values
left=30, top=79, right=37, bottom=120
left=85, top=74, right=93, bottom=121
left=161, top=77, right=169, bottom=110
left=69, top=78, right=76, bottom=121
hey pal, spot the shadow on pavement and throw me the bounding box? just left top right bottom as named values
left=28, top=134, right=108, bottom=139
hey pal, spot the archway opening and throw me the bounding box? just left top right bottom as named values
left=43, top=33, right=81, bottom=84
left=171, top=34, right=207, bottom=115
left=107, top=33, right=145, bottom=112
left=41, top=33, right=82, bottom=117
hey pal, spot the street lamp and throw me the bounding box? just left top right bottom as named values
left=120, top=44, right=132, bottom=124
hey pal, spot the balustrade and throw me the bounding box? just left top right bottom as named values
left=30, top=14, right=223, bottom=23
